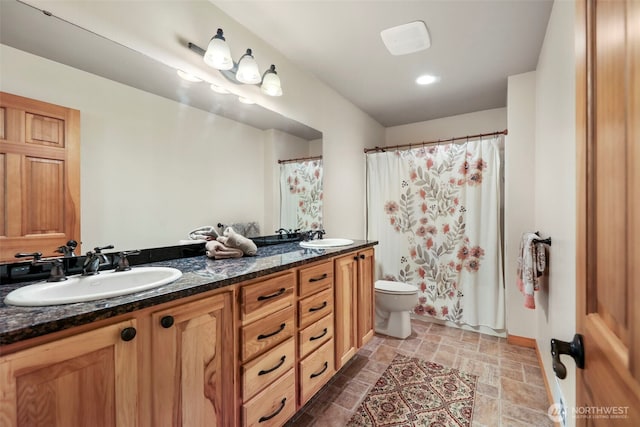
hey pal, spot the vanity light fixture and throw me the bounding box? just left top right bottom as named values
left=236, top=49, right=261, bottom=84
left=188, top=29, right=283, bottom=97
left=176, top=69, right=203, bottom=82
left=203, top=28, right=233, bottom=70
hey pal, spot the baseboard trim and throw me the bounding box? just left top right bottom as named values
left=506, top=334, right=536, bottom=348
left=534, top=341, right=556, bottom=414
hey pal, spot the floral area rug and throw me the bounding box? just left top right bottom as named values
left=346, top=354, right=477, bottom=426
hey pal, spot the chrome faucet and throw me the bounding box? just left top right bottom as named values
left=14, top=252, right=67, bottom=282
left=82, top=245, right=114, bottom=276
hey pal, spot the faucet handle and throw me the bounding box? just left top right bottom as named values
left=94, top=244, right=114, bottom=253
left=32, top=258, right=67, bottom=282
left=115, top=250, right=141, bottom=272
left=15, top=252, right=43, bottom=261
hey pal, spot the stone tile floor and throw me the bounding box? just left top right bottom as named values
left=285, top=319, right=553, bottom=426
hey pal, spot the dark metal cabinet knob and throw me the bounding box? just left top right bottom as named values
left=359, top=254, right=366, bottom=259
left=121, top=327, right=137, bottom=342
left=160, top=315, right=174, bottom=328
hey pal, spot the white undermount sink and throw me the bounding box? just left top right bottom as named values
left=4, top=267, right=183, bottom=307
left=299, top=238, right=354, bottom=249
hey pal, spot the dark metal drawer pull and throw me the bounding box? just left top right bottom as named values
left=258, top=356, right=287, bottom=376
left=309, top=273, right=328, bottom=282
left=257, top=323, right=286, bottom=340
left=309, top=328, right=328, bottom=341
left=310, top=361, right=329, bottom=379
left=257, top=287, right=286, bottom=301
left=308, top=301, right=327, bottom=312
left=258, top=398, right=286, bottom=423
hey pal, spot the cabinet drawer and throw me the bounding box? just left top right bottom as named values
left=298, top=287, right=333, bottom=329
left=298, top=260, right=333, bottom=298
left=299, top=338, right=335, bottom=405
left=240, top=272, right=295, bottom=323
left=243, top=368, right=296, bottom=427
left=241, top=306, right=294, bottom=362
left=299, top=314, right=333, bottom=359
left=242, top=337, right=295, bottom=401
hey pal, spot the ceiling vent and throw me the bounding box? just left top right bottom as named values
left=380, top=21, right=431, bottom=55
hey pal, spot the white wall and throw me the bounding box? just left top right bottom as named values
left=385, top=108, right=507, bottom=146
left=1, top=45, right=311, bottom=250
left=533, top=0, right=577, bottom=420
left=505, top=72, right=537, bottom=338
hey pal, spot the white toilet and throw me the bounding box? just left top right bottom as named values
left=374, top=280, right=419, bottom=339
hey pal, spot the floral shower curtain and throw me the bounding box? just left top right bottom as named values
left=280, top=160, right=323, bottom=231
left=366, top=136, right=504, bottom=330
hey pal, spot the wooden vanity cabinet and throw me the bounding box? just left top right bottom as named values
left=149, top=292, right=233, bottom=427
left=334, top=248, right=375, bottom=370
left=296, top=260, right=335, bottom=407
left=237, top=272, right=297, bottom=427
left=0, top=319, right=138, bottom=427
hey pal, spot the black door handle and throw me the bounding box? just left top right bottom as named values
left=550, top=334, right=585, bottom=379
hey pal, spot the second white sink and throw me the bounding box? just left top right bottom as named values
left=4, top=267, right=183, bottom=306
left=299, top=238, right=354, bottom=249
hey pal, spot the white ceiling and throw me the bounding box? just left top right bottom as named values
left=214, top=0, right=554, bottom=127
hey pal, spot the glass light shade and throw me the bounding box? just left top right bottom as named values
left=236, top=49, right=261, bottom=84
left=261, top=65, right=282, bottom=97
left=204, top=29, right=233, bottom=70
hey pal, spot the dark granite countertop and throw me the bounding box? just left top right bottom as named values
left=0, top=240, right=376, bottom=347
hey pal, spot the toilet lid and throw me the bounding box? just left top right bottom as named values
left=375, top=280, right=417, bottom=295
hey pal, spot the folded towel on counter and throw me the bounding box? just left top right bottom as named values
left=217, top=222, right=261, bottom=238
left=205, top=240, right=244, bottom=259
left=516, top=232, right=547, bottom=309
left=217, top=227, right=258, bottom=256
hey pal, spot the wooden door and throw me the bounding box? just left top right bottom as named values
left=357, top=249, right=375, bottom=347
left=150, top=292, right=234, bottom=427
left=0, top=92, right=80, bottom=262
left=0, top=319, right=138, bottom=427
left=576, top=0, right=640, bottom=424
left=334, top=254, right=358, bottom=369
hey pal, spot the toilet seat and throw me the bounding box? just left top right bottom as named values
left=374, top=280, right=417, bottom=295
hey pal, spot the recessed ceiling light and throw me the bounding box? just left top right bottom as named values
left=176, top=69, right=202, bottom=82
left=416, top=75, right=438, bottom=85
left=210, top=83, right=230, bottom=94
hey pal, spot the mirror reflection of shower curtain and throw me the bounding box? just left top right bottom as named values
left=366, top=136, right=504, bottom=330
left=280, top=160, right=323, bottom=231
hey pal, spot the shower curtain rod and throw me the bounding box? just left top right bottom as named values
left=278, top=155, right=323, bottom=164
left=363, top=129, right=508, bottom=154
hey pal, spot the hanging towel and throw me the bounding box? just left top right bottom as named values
left=516, top=232, right=547, bottom=309
left=205, top=240, right=244, bottom=259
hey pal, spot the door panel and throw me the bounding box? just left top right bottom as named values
left=576, top=0, right=640, bottom=424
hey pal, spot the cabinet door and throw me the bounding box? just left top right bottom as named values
left=334, top=254, right=358, bottom=369
left=151, top=292, right=233, bottom=427
left=357, top=249, right=375, bottom=347
left=0, top=319, right=138, bottom=427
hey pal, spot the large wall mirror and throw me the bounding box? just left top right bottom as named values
left=0, top=0, right=323, bottom=255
